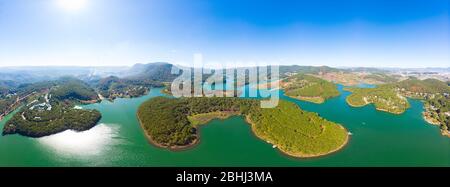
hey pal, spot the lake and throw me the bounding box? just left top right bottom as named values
left=0, top=85, right=449, bottom=166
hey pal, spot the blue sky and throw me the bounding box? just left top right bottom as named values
left=0, top=0, right=448, bottom=67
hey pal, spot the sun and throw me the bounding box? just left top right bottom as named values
left=58, top=0, right=87, bottom=11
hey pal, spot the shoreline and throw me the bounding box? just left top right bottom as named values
left=3, top=116, right=101, bottom=138
left=345, top=97, right=368, bottom=108
left=345, top=97, right=405, bottom=115
left=137, top=114, right=200, bottom=151
left=441, top=130, right=450, bottom=138
left=422, top=112, right=450, bottom=138
left=252, top=80, right=283, bottom=90
left=80, top=99, right=101, bottom=104
left=137, top=103, right=350, bottom=158
left=244, top=115, right=349, bottom=158
left=374, top=107, right=404, bottom=115
left=422, top=112, right=441, bottom=125
left=286, top=95, right=325, bottom=104
left=137, top=111, right=243, bottom=151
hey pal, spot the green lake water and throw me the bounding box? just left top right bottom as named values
left=0, top=85, right=449, bottom=166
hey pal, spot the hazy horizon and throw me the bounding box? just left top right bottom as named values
left=0, top=62, right=449, bottom=69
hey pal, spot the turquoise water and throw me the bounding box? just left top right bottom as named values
left=356, top=83, right=377, bottom=88
left=0, top=86, right=449, bottom=166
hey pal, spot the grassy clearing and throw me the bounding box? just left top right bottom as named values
left=188, top=111, right=241, bottom=127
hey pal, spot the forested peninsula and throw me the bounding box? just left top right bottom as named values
left=137, top=97, right=349, bottom=158
left=2, top=78, right=102, bottom=137
left=282, top=74, right=340, bottom=104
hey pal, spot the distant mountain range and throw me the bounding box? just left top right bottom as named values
left=125, top=62, right=180, bottom=82
left=1, top=62, right=449, bottom=87
left=338, top=67, right=450, bottom=73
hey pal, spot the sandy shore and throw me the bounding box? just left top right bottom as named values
left=80, top=99, right=101, bottom=104
left=345, top=97, right=368, bottom=108
left=286, top=95, right=325, bottom=104
left=346, top=97, right=405, bottom=114
left=422, top=112, right=441, bottom=125
left=441, top=130, right=450, bottom=138
left=422, top=112, right=450, bottom=138
left=374, top=107, right=404, bottom=115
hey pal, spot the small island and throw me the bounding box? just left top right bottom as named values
left=137, top=97, right=349, bottom=158
left=282, top=74, right=340, bottom=104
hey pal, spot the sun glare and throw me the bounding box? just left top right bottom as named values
left=58, top=0, right=87, bottom=11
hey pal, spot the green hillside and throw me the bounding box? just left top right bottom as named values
left=2, top=77, right=103, bottom=137
left=51, top=77, right=99, bottom=102
left=345, top=78, right=450, bottom=137
left=279, top=65, right=341, bottom=78
left=96, top=76, right=162, bottom=100
left=345, top=85, right=410, bottom=114
left=283, top=74, right=340, bottom=103
left=137, top=97, right=348, bottom=157
left=395, top=78, right=450, bottom=98
left=3, top=100, right=101, bottom=137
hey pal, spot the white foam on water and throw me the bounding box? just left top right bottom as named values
left=37, top=123, right=120, bottom=156
left=73, top=105, right=83, bottom=109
